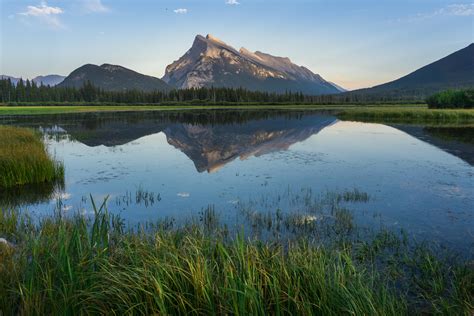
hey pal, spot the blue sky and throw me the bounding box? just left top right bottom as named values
left=1, top=0, right=473, bottom=89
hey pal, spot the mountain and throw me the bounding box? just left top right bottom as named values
left=162, top=34, right=341, bottom=95
left=32, top=75, right=65, bottom=87
left=58, top=64, right=171, bottom=92
left=329, top=82, right=347, bottom=92
left=0, top=75, right=21, bottom=85
left=1, top=74, right=64, bottom=86
left=354, top=43, right=474, bottom=97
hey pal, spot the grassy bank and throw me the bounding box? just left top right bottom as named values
left=1, top=104, right=473, bottom=125
left=0, top=103, right=430, bottom=116
left=337, top=107, right=474, bottom=124
left=0, top=126, right=64, bottom=188
left=0, top=195, right=472, bottom=315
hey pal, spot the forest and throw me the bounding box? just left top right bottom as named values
left=0, top=79, right=426, bottom=105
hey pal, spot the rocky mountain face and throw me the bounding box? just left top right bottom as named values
left=58, top=64, right=171, bottom=92
left=162, top=34, right=341, bottom=95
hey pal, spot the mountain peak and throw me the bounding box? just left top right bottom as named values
left=206, top=34, right=227, bottom=45
left=163, top=34, right=342, bottom=94
left=60, top=63, right=170, bottom=92
left=100, top=64, right=126, bottom=72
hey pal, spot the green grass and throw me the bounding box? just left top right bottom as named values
left=0, top=195, right=472, bottom=315
left=337, top=106, right=474, bottom=124
left=0, top=126, right=64, bottom=188
left=0, top=103, right=432, bottom=115
left=1, top=103, right=473, bottom=125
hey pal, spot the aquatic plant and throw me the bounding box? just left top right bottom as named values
left=0, top=195, right=472, bottom=315
left=0, top=126, right=64, bottom=189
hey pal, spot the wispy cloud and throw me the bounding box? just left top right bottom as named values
left=18, top=1, right=64, bottom=28
left=174, top=8, right=188, bottom=14
left=441, top=3, right=474, bottom=16
left=399, top=3, right=474, bottom=22
left=226, top=0, right=240, bottom=5
left=82, top=0, right=109, bottom=13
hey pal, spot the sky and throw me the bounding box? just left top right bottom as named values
left=0, top=0, right=473, bottom=90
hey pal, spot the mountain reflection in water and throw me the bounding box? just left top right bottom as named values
left=1, top=110, right=472, bottom=252
left=163, top=116, right=336, bottom=172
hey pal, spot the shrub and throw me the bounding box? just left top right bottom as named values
left=426, top=89, right=474, bottom=109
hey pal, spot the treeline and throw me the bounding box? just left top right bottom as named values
left=426, top=89, right=474, bottom=109
left=0, top=78, right=423, bottom=105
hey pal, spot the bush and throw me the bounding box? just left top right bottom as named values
left=426, top=89, right=474, bottom=109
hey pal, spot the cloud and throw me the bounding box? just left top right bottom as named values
left=174, top=8, right=188, bottom=14
left=399, top=3, right=474, bottom=22
left=20, top=2, right=63, bottom=17
left=82, top=0, right=109, bottom=13
left=19, top=1, right=64, bottom=28
left=440, top=4, right=474, bottom=16
left=226, top=0, right=240, bottom=5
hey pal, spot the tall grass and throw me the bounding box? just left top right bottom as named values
left=0, top=126, right=64, bottom=188
left=0, top=197, right=472, bottom=315
left=337, top=107, right=474, bottom=124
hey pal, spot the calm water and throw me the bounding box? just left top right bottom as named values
left=1, top=110, right=473, bottom=252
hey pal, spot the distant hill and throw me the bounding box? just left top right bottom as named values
left=58, top=64, right=171, bottom=92
left=32, top=75, right=65, bottom=87
left=0, top=75, right=21, bottom=85
left=352, top=43, right=474, bottom=98
left=163, top=34, right=342, bottom=95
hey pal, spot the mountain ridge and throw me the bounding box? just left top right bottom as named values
left=32, top=75, right=65, bottom=87
left=58, top=63, right=171, bottom=92
left=162, top=34, right=341, bottom=95
left=350, top=43, right=474, bottom=97
left=1, top=74, right=65, bottom=86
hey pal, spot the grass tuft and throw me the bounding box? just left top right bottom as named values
left=0, top=196, right=472, bottom=315
left=0, top=126, right=64, bottom=189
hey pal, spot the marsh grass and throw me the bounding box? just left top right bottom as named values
left=115, top=186, right=162, bottom=209
left=0, top=193, right=472, bottom=315
left=0, top=126, right=64, bottom=188
left=337, top=107, right=474, bottom=124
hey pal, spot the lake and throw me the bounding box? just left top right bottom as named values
left=1, top=110, right=473, bottom=253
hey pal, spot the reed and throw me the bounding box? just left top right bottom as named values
left=0, top=197, right=472, bottom=315
left=337, top=107, right=474, bottom=124
left=0, top=126, right=64, bottom=188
